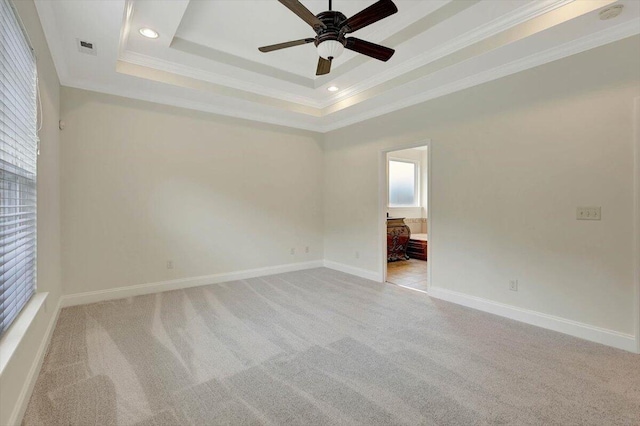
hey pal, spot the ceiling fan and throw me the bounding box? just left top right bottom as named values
left=258, top=0, right=398, bottom=76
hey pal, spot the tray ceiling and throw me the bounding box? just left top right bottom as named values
left=35, top=0, right=640, bottom=132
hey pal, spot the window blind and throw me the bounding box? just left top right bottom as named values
left=0, top=0, right=37, bottom=337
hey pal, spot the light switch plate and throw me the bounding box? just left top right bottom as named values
left=577, top=207, right=601, bottom=220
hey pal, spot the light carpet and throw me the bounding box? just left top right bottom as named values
left=23, top=268, right=640, bottom=425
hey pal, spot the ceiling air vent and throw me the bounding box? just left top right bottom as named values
left=77, top=39, right=97, bottom=55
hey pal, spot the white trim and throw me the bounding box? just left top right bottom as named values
left=6, top=295, right=62, bottom=426
left=428, top=287, right=638, bottom=353
left=320, top=18, right=640, bottom=132
left=61, top=261, right=324, bottom=307
left=32, top=0, right=70, bottom=82
left=119, top=0, right=571, bottom=109
left=119, top=50, right=323, bottom=109
left=426, top=144, right=433, bottom=290
left=321, top=0, right=573, bottom=108
left=60, top=80, right=323, bottom=133
left=117, top=0, right=133, bottom=59
left=0, top=293, right=48, bottom=375
left=633, top=97, right=640, bottom=354
left=38, top=0, right=640, bottom=134
left=379, top=140, right=432, bottom=287
left=323, top=260, right=381, bottom=282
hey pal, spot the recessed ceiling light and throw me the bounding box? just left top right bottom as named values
left=139, top=28, right=159, bottom=39
left=327, top=86, right=339, bottom=92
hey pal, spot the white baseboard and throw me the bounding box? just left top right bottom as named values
left=428, top=286, right=638, bottom=353
left=323, top=260, right=382, bottom=282
left=9, top=296, right=62, bottom=426
left=61, top=260, right=324, bottom=307
left=8, top=262, right=638, bottom=426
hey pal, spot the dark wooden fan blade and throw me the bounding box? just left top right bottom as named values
left=278, top=0, right=326, bottom=30
left=340, top=0, right=398, bottom=33
left=259, top=38, right=315, bottom=52
left=316, top=57, right=332, bottom=75
left=345, top=37, right=394, bottom=61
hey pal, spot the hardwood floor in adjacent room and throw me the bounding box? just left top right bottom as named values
left=387, top=258, right=428, bottom=292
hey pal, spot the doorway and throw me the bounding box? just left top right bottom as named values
left=380, top=141, right=431, bottom=292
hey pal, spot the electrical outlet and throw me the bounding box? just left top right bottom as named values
left=509, top=280, right=518, bottom=291
left=290, top=248, right=295, bottom=255
left=305, top=246, right=310, bottom=253
left=576, top=207, right=601, bottom=220
left=167, top=260, right=173, bottom=269
left=355, top=251, right=360, bottom=259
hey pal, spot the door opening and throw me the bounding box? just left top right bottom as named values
left=380, top=142, right=431, bottom=292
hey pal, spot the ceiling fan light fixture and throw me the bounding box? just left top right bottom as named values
left=258, top=0, right=398, bottom=76
left=317, top=40, right=344, bottom=60
left=139, top=28, right=159, bottom=39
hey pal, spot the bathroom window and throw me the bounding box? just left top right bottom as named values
left=388, top=159, right=419, bottom=207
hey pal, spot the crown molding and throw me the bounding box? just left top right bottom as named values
left=319, top=18, right=640, bottom=132
left=40, top=0, right=639, bottom=134
left=117, top=0, right=573, bottom=112
left=313, top=0, right=457, bottom=87
left=119, top=50, right=323, bottom=109
left=319, top=0, right=574, bottom=108
left=33, top=0, right=70, bottom=83
left=60, top=18, right=640, bottom=134
left=340, top=0, right=452, bottom=50
left=60, top=79, right=324, bottom=133
left=118, top=0, right=133, bottom=60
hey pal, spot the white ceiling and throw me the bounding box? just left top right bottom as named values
left=35, top=0, right=640, bottom=132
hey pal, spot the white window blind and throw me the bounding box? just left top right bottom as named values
left=0, top=0, right=37, bottom=336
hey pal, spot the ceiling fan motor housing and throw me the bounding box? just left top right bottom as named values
left=315, top=10, right=348, bottom=58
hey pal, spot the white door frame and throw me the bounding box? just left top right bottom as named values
left=633, top=97, right=640, bottom=354
left=379, top=139, right=432, bottom=288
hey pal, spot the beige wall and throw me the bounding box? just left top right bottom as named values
left=0, top=0, right=61, bottom=424
left=60, top=88, right=324, bottom=295
left=324, top=36, right=640, bottom=335
left=2, top=7, right=638, bottom=422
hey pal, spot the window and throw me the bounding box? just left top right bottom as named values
left=388, top=159, right=418, bottom=207
left=1, top=0, right=38, bottom=336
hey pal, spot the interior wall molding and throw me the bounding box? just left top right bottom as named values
left=321, top=0, right=574, bottom=109
left=633, top=97, right=640, bottom=354
left=60, top=260, right=324, bottom=308
left=313, top=0, right=473, bottom=88
left=60, top=79, right=323, bottom=133
left=119, top=50, right=323, bottom=109
left=322, top=260, right=383, bottom=282
left=117, top=19, right=640, bottom=133
left=39, top=0, right=640, bottom=134
left=10, top=247, right=638, bottom=426
left=61, top=17, right=640, bottom=135
left=33, top=0, right=71, bottom=83
left=320, top=18, right=640, bottom=132
left=377, top=139, right=433, bottom=285
left=117, top=0, right=573, bottom=113
left=169, top=37, right=316, bottom=89
left=428, top=287, right=638, bottom=353
left=8, top=295, right=62, bottom=426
